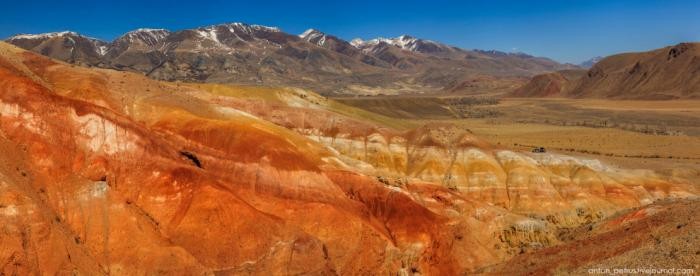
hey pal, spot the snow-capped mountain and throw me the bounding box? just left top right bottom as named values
left=7, top=31, right=109, bottom=65
left=190, top=23, right=289, bottom=47
left=192, top=23, right=284, bottom=45
left=5, top=23, right=576, bottom=95
left=579, top=56, right=604, bottom=68
left=299, top=29, right=325, bottom=45
left=298, top=29, right=365, bottom=59
left=107, top=28, right=172, bottom=58
left=118, top=29, right=171, bottom=47
left=7, top=31, right=107, bottom=49
left=351, top=35, right=459, bottom=55
left=8, top=31, right=79, bottom=41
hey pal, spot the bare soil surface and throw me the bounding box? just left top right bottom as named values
left=477, top=199, right=700, bottom=275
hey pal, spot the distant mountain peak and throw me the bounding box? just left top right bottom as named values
left=7, top=31, right=75, bottom=40
left=579, top=56, right=604, bottom=68
left=474, top=49, right=534, bottom=58
left=355, top=35, right=420, bottom=51
left=299, top=29, right=321, bottom=38
left=210, top=22, right=281, bottom=33
left=6, top=30, right=108, bottom=60
left=298, top=29, right=359, bottom=52
left=299, top=29, right=327, bottom=46
left=119, top=28, right=171, bottom=46
left=182, top=23, right=288, bottom=51
left=351, top=35, right=456, bottom=55
left=7, top=31, right=103, bottom=42
left=349, top=38, right=365, bottom=47
left=128, top=28, right=169, bottom=33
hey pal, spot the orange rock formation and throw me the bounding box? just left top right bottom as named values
left=0, top=42, right=696, bottom=274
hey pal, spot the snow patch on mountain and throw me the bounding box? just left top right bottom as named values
left=300, top=29, right=328, bottom=46
left=122, top=28, right=170, bottom=46
left=97, top=45, right=109, bottom=56
left=353, top=35, right=423, bottom=51
left=351, top=35, right=450, bottom=54
left=350, top=38, right=365, bottom=48
left=299, top=29, right=319, bottom=39
left=194, top=26, right=232, bottom=51
left=7, top=31, right=110, bottom=57
left=8, top=31, right=79, bottom=41
left=190, top=23, right=284, bottom=50
left=7, top=31, right=106, bottom=45
left=211, top=22, right=281, bottom=34
left=197, top=27, right=222, bottom=43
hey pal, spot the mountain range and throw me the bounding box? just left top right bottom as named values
left=4, top=23, right=577, bottom=95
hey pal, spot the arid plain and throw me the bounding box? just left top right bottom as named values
left=339, top=96, right=700, bottom=173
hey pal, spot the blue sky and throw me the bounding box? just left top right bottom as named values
left=1, top=0, right=698, bottom=63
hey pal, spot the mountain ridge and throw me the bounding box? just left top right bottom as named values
left=511, top=42, right=700, bottom=99
left=5, top=23, right=577, bottom=95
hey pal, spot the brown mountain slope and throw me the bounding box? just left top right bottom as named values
left=513, top=42, right=700, bottom=99
left=5, top=32, right=107, bottom=66
left=511, top=69, right=586, bottom=97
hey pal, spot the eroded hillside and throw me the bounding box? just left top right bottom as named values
left=0, top=42, right=697, bottom=274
